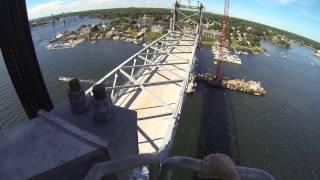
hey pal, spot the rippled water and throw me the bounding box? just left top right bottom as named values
left=0, top=17, right=142, bottom=128
left=171, top=42, right=320, bottom=179
left=1, top=17, right=320, bottom=179
left=229, top=43, right=320, bottom=180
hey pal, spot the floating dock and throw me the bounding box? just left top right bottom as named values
left=196, top=73, right=266, bottom=96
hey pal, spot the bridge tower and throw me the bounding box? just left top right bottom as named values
left=172, top=0, right=204, bottom=37
left=52, top=14, right=55, bottom=25
left=62, top=12, right=66, bottom=25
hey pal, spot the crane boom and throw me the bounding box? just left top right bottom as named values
left=214, top=0, right=229, bottom=81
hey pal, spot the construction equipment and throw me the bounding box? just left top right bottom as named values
left=214, top=0, right=230, bottom=81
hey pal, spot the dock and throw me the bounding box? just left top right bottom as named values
left=212, top=46, right=242, bottom=65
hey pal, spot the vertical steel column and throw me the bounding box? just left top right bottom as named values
left=173, top=1, right=179, bottom=31
left=131, top=58, right=137, bottom=77
left=145, top=49, right=149, bottom=59
left=52, top=14, right=55, bottom=25
left=153, top=48, right=157, bottom=60
left=0, top=0, right=53, bottom=118
left=198, top=3, right=204, bottom=36
left=111, top=73, right=118, bottom=98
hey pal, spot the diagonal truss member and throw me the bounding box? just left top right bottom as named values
left=119, top=69, right=175, bottom=113
left=137, top=55, right=185, bottom=80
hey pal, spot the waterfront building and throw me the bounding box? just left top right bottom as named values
left=151, top=25, right=163, bottom=33
left=203, top=29, right=220, bottom=39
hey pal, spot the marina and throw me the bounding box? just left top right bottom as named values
left=212, top=46, right=242, bottom=65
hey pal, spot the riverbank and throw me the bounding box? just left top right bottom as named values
left=201, top=40, right=213, bottom=47
left=233, top=45, right=265, bottom=54
left=314, top=50, right=320, bottom=58
left=202, top=40, right=264, bottom=55
left=47, top=23, right=164, bottom=50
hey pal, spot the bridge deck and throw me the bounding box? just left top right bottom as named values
left=115, top=33, right=197, bottom=154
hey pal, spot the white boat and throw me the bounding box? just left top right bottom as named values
left=46, top=44, right=53, bottom=50
left=55, top=33, right=63, bottom=39
left=212, top=46, right=242, bottom=65
left=227, top=55, right=242, bottom=64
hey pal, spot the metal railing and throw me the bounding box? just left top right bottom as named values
left=85, top=154, right=275, bottom=180
left=157, top=33, right=200, bottom=161
left=160, top=156, right=275, bottom=180
left=84, top=154, right=160, bottom=180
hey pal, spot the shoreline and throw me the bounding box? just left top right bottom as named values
left=46, top=23, right=164, bottom=50
left=201, top=40, right=265, bottom=55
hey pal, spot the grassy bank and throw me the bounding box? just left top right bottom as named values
left=201, top=40, right=214, bottom=47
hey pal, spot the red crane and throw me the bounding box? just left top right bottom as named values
left=214, top=0, right=230, bottom=81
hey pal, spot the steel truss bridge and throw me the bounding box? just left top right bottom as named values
left=86, top=1, right=204, bottom=157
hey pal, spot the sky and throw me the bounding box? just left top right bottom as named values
left=26, top=0, right=320, bottom=42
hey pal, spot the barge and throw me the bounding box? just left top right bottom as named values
left=196, top=73, right=266, bottom=96
left=212, top=46, right=242, bottom=65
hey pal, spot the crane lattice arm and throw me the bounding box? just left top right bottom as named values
left=214, top=0, right=229, bottom=81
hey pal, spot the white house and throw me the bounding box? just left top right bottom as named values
left=141, top=28, right=148, bottom=33
left=203, top=29, right=220, bottom=39
left=151, top=25, right=163, bottom=33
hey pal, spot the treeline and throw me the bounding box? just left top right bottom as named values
left=68, top=8, right=172, bottom=22
left=32, top=8, right=320, bottom=49
left=204, top=12, right=320, bottom=49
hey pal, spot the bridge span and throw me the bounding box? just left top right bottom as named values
left=86, top=31, right=200, bottom=156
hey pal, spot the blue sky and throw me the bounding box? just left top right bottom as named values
left=26, top=0, right=320, bottom=42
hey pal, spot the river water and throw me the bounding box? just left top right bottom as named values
left=1, top=18, right=320, bottom=179
left=172, top=42, right=320, bottom=179
left=0, top=17, right=142, bottom=128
